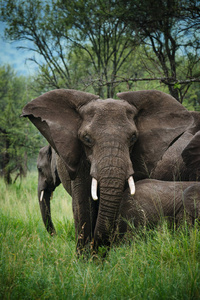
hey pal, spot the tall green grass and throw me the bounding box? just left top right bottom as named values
left=0, top=172, right=200, bottom=299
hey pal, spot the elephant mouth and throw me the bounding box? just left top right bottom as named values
left=91, top=178, right=98, bottom=200
left=127, top=176, right=135, bottom=195
left=39, top=187, right=54, bottom=202
left=91, top=175, right=135, bottom=201
left=40, top=190, right=45, bottom=201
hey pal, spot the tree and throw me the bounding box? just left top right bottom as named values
left=115, top=0, right=200, bottom=102
left=1, top=0, right=199, bottom=101
left=0, top=0, right=138, bottom=97
left=0, top=65, right=44, bottom=184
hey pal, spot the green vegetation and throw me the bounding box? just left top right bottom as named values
left=0, top=2, right=200, bottom=296
left=1, top=0, right=200, bottom=101
left=0, top=65, right=45, bottom=184
left=1, top=172, right=200, bottom=299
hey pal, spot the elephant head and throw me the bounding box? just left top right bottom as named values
left=37, top=145, right=60, bottom=197
left=22, top=89, right=195, bottom=249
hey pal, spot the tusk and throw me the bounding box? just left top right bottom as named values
left=128, top=176, right=135, bottom=195
left=40, top=190, right=44, bottom=202
left=91, top=178, right=98, bottom=200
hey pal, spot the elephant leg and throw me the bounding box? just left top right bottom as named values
left=71, top=168, right=98, bottom=255
left=39, top=190, right=56, bottom=235
left=72, top=187, right=98, bottom=254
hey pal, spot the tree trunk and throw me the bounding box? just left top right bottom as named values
left=3, top=139, right=12, bottom=185
left=168, top=85, right=180, bottom=102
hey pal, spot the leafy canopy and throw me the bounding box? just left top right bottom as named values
left=0, top=65, right=44, bottom=184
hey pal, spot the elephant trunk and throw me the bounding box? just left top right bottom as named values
left=92, top=148, right=134, bottom=248
left=94, top=176, right=124, bottom=247
left=38, top=186, right=56, bottom=235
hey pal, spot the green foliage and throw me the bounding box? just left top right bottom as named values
left=0, top=0, right=200, bottom=104
left=0, top=172, right=200, bottom=299
left=115, top=0, right=200, bottom=102
left=0, top=64, right=44, bottom=184
left=182, top=82, right=200, bottom=111
left=2, top=0, right=199, bottom=101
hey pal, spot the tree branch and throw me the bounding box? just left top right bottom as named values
left=85, top=76, right=200, bottom=87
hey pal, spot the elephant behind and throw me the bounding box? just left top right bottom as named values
left=119, top=180, right=200, bottom=232
left=37, top=145, right=61, bottom=235
left=22, top=89, right=200, bottom=251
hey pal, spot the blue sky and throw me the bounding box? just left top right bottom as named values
left=0, top=22, right=37, bottom=76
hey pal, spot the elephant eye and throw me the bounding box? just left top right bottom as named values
left=130, top=134, right=137, bottom=146
left=37, top=167, right=43, bottom=174
left=83, top=134, right=93, bottom=146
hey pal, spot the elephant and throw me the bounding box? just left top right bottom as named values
left=37, top=144, right=72, bottom=235
left=37, top=148, right=200, bottom=243
left=37, top=145, right=61, bottom=235
left=37, top=150, right=200, bottom=238
left=119, top=180, right=200, bottom=232
left=22, top=89, right=200, bottom=251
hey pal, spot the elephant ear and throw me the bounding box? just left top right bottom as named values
left=182, top=131, right=200, bottom=179
left=117, top=90, right=194, bottom=175
left=22, top=89, right=99, bottom=179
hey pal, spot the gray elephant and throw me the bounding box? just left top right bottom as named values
left=37, top=145, right=61, bottom=235
left=181, top=184, right=200, bottom=222
left=119, top=180, right=200, bottom=233
left=22, top=89, right=200, bottom=250
left=37, top=144, right=72, bottom=235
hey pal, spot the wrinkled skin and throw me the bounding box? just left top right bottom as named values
left=120, top=180, right=200, bottom=231
left=22, top=89, right=200, bottom=251
left=182, top=130, right=200, bottom=180
left=181, top=184, right=200, bottom=222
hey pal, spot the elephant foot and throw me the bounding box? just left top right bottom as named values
left=76, top=242, right=93, bottom=259
left=46, top=223, right=56, bottom=236
left=76, top=237, right=108, bottom=260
